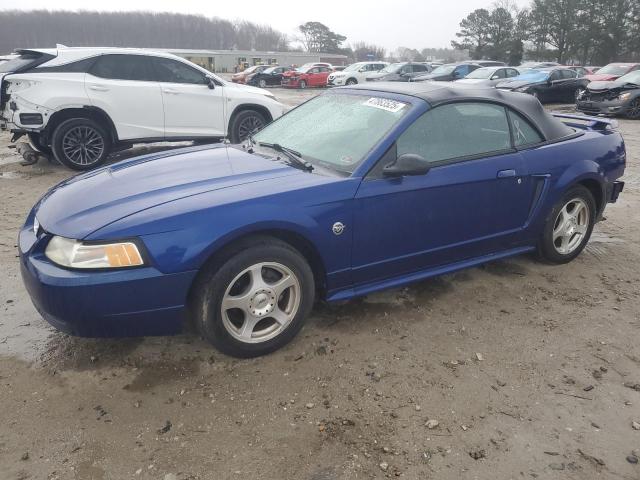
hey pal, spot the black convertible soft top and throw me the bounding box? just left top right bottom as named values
left=347, top=82, right=574, bottom=142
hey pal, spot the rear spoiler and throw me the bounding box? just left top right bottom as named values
left=551, top=112, right=618, bottom=131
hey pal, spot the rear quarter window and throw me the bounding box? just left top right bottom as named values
left=508, top=110, right=543, bottom=147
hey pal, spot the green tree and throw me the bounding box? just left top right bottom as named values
left=297, top=21, right=347, bottom=53
left=451, top=8, right=492, bottom=59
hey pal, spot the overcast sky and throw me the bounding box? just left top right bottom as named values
left=8, top=0, right=530, bottom=51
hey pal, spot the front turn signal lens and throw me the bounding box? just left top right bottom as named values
left=45, top=236, right=145, bottom=269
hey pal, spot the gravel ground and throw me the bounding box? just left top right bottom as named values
left=1, top=87, right=639, bottom=480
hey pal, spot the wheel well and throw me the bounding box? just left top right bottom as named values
left=578, top=179, right=604, bottom=214
left=44, top=107, right=118, bottom=145
left=188, top=230, right=327, bottom=304
left=346, top=77, right=357, bottom=83
left=228, top=104, right=274, bottom=130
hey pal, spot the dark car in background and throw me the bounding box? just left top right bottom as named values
left=583, top=63, right=640, bottom=83
left=248, top=66, right=294, bottom=88
left=231, top=65, right=272, bottom=84
left=411, top=62, right=482, bottom=82
left=455, top=66, right=521, bottom=87
left=496, top=67, right=587, bottom=103
left=577, top=70, right=640, bottom=119
left=365, top=62, right=432, bottom=82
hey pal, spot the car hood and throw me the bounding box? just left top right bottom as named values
left=584, top=73, right=619, bottom=82
left=496, top=79, right=540, bottom=90
left=223, top=82, right=270, bottom=96
left=587, top=79, right=640, bottom=92
left=35, top=145, right=304, bottom=239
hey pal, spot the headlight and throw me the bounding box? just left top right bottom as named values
left=618, top=92, right=632, bottom=102
left=45, top=236, right=145, bottom=269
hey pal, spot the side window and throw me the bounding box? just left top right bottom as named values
left=562, top=69, right=577, bottom=79
left=493, top=69, right=507, bottom=79
left=549, top=70, right=561, bottom=81
left=396, top=102, right=511, bottom=164
left=90, top=54, right=153, bottom=81
left=401, top=65, right=412, bottom=74
left=507, top=68, right=519, bottom=77
left=508, top=109, right=543, bottom=147
left=149, top=57, right=207, bottom=84
left=456, top=65, right=470, bottom=76
left=413, top=64, right=428, bottom=73
left=374, top=64, right=385, bottom=71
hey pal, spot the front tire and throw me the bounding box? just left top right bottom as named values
left=346, top=78, right=358, bottom=85
left=192, top=237, right=315, bottom=358
left=627, top=98, right=640, bottom=119
left=229, top=110, right=267, bottom=144
left=27, top=132, right=52, bottom=155
left=258, top=79, right=267, bottom=88
left=538, top=185, right=596, bottom=264
left=299, top=80, right=307, bottom=89
left=51, top=118, right=111, bottom=170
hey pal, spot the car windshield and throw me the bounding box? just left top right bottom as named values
left=343, top=63, right=364, bottom=72
left=617, top=70, right=640, bottom=85
left=253, top=93, right=410, bottom=174
left=379, top=63, right=403, bottom=74
left=0, top=52, right=45, bottom=73
left=431, top=65, right=456, bottom=75
left=513, top=69, right=550, bottom=82
left=465, top=67, right=495, bottom=79
left=597, top=64, right=633, bottom=75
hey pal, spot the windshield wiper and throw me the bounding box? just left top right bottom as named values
left=258, top=142, right=314, bottom=172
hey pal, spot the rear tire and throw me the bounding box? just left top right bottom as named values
left=51, top=118, right=111, bottom=171
left=538, top=185, right=596, bottom=264
left=229, top=110, right=267, bottom=144
left=192, top=236, right=315, bottom=357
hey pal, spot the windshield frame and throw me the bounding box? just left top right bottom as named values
left=251, top=89, right=423, bottom=177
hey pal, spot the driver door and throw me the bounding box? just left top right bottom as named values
left=351, top=102, right=537, bottom=285
left=148, top=56, right=226, bottom=138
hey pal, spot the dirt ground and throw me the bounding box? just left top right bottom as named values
left=1, top=87, right=639, bottom=480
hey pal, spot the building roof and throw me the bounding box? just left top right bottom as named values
left=347, top=81, right=574, bottom=141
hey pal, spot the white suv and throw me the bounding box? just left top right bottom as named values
left=327, top=61, right=389, bottom=86
left=0, top=47, right=285, bottom=170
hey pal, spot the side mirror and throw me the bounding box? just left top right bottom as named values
left=383, top=153, right=430, bottom=177
left=207, top=76, right=216, bottom=89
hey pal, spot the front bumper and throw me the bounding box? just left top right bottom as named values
left=327, top=76, right=346, bottom=86
left=19, top=223, right=197, bottom=338
left=576, top=98, right=631, bottom=116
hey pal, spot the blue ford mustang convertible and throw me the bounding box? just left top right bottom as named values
left=19, top=83, right=626, bottom=357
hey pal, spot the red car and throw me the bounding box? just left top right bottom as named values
left=583, top=62, right=640, bottom=82
left=281, top=65, right=333, bottom=88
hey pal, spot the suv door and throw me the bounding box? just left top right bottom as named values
left=352, top=102, right=536, bottom=284
left=148, top=56, right=225, bottom=138
left=86, top=54, right=164, bottom=140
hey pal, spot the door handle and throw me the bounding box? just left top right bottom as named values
left=497, top=169, right=517, bottom=178
left=163, top=88, right=179, bottom=94
left=89, top=85, right=108, bottom=92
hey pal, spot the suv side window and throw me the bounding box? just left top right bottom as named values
left=148, top=57, right=207, bottom=84
left=374, top=64, right=385, bottom=71
left=508, top=109, right=543, bottom=147
left=400, top=65, right=412, bottom=74
left=397, top=102, right=511, bottom=164
left=413, top=64, right=429, bottom=73
left=90, top=54, right=153, bottom=81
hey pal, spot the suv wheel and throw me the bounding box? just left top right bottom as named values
left=27, top=132, right=52, bottom=155
left=346, top=78, right=358, bottom=85
left=192, top=236, right=315, bottom=357
left=229, top=110, right=267, bottom=144
left=258, top=79, right=267, bottom=88
left=52, top=118, right=111, bottom=170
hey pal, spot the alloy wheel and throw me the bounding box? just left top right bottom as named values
left=299, top=80, right=307, bottom=89
left=628, top=99, right=640, bottom=119
left=237, top=114, right=265, bottom=141
left=259, top=79, right=267, bottom=88
left=61, top=125, right=105, bottom=166
left=552, top=198, right=589, bottom=255
left=221, top=262, right=301, bottom=344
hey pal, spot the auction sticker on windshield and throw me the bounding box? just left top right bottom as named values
left=362, top=97, right=408, bottom=113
